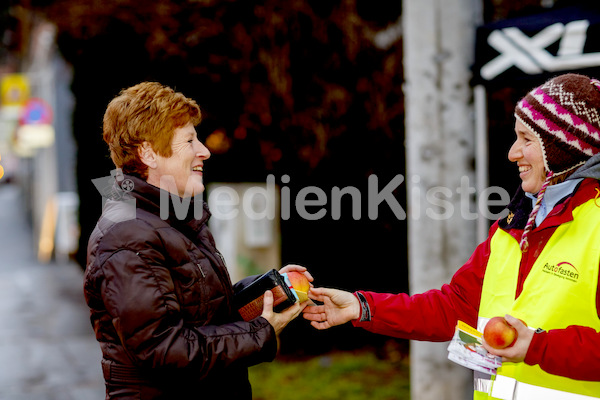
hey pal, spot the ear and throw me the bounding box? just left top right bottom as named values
left=138, top=141, right=158, bottom=169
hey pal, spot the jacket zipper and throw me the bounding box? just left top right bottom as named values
left=215, top=251, right=227, bottom=267
left=195, top=245, right=233, bottom=307
left=197, top=263, right=206, bottom=278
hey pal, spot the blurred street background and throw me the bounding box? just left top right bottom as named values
left=2, top=0, right=600, bottom=399
left=0, top=183, right=103, bottom=399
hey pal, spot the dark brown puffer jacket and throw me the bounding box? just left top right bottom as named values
left=84, top=175, right=277, bottom=399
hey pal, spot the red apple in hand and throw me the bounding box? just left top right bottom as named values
left=483, top=316, right=525, bottom=349
left=287, top=271, right=310, bottom=302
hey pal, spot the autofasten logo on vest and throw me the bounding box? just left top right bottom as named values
left=542, top=261, right=579, bottom=283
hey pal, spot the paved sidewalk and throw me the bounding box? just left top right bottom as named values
left=0, top=184, right=104, bottom=400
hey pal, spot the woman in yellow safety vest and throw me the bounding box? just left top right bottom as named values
left=303, top=73, right=600, bottom=399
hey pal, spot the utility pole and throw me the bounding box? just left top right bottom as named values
left=403, top=0, right=482, bottom=399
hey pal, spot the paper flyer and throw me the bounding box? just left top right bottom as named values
left=447, top=320, right=502, bottom=375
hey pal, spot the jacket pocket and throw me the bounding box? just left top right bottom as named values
left=172, top=255, right=209, bottom=322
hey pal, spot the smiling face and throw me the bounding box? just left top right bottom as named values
left=145, top=122, right=211, bottom=197
left=508, top=120, right=547, bottom=194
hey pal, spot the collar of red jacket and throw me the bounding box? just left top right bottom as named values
left=499, top=178, right=600, bottom=235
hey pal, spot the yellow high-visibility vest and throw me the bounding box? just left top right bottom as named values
left=475, top=198, right=600, bottom=399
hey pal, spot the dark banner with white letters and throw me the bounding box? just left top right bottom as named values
left=473, top=6, right=600, bottom=86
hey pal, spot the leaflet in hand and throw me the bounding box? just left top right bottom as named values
left=447, top=321, right=502, bottom=375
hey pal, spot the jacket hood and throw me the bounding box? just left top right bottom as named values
left=568, top=153, right=600, bottom=181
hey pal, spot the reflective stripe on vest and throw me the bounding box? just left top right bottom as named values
left=477, top=198, right=600, bottom=399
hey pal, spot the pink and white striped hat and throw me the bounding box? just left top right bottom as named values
left=514, top=73, right=600, bottom=251
left=515, top=73, right=600, bottom=177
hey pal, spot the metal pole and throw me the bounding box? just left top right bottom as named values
left=475, top=84, right=489, bottom=244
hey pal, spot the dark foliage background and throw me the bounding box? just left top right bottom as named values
left=25, top=0, right=407, bottom=354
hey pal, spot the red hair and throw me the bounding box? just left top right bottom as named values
left=102, top=82, right=201, bottom=179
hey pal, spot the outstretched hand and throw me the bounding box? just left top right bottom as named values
left=302, top=287, right=361, bottom=330
left=482, top=314, right=534, bottom=363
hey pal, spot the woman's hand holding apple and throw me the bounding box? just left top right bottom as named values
left=279, top=264, right=314, bottom=285
left=482, top=314, right=534, bottom=363
left=279, top=264, right=314, bottom=303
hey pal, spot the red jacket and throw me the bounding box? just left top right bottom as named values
left=354, top=178, right=600, bottom=382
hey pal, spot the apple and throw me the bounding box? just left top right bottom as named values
left=286, top=271, right=310, bottom=302
left=483, top=316, right=526, bottom=349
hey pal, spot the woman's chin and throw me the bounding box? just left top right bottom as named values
left=195, top=181, right=205, bottom=194
left=522, top=182, right=542, bottom=195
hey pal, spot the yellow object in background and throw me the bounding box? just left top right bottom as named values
left=38, top=196, right=57, bottom=263
left=1, top=74, right=30, bottom=107
left=0, top=153, right=4, bottom=180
